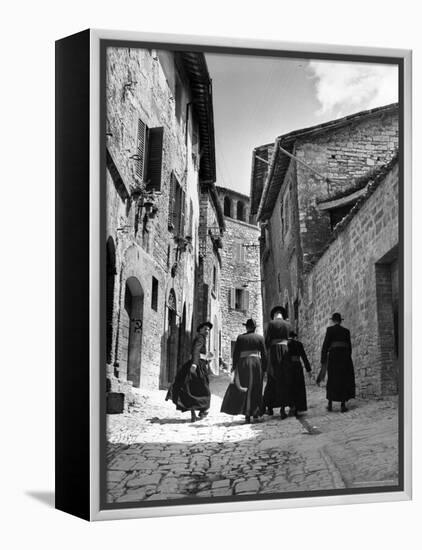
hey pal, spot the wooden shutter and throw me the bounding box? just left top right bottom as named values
left=146, top=127, right=163, bottom=190
left=168, top=172, right=177, bottom=229
left=243, top=290, right=250, bottom=312
left=230, top=288, right=236, bottom=309
left=179, top=188, right=186, bottom=236
left=188, top=200, right=193, bottom=237
left=136, top=119, right=147, bottom=179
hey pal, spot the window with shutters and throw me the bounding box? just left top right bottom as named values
left=135, top=118, right=164, bottom=191
left=233, top=242, right=245, bottom=263
left=136, top=119, right=147, bottom=180
left=229, top=287, right=249, bottom=312
left=168, top=172, right=186, bottom=235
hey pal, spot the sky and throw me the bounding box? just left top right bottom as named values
left=205, top=54, right=398, bottom=195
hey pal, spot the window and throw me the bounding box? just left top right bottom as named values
left=142, top=214, right=150, bottom=253
left=329, top=204, right=354, bottom=230
left=229, top=287, right=249, bottom=312
left=224, top=196, right=232, bottom=217
left=187, top=200, right=193, bottom=238
left=294, top=299, right=299, bottom=324
left=233, top=242, right=245, bottom=263
left=212, top=266, right=217, bottom=293
left=151, top=277, right=158, bottom=311
left=237, top=201, right=245, bottom=221
left=278, top=273, right=282, bottom=293
left=168, top=172, right=186, bottom=235
left=136, top=118, right=164, bottom=191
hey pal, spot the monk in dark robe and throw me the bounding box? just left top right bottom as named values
left=221, top=318, right=267, bottom=423
left=166, top=321, right=213, bottom=422
left=318, top=313, right=356, bottom=412
left=286, top=331, right=312, bottom=416
left=263, top=305, right=291, bottom=419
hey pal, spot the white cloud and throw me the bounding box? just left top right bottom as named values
left=307, top=61, right=398, bottom=119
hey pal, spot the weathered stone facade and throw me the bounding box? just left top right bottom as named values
left=105, top=47, right=217, bottom=394
left=196, top=186, right=225, bottom=374
left=301, top=160, right=399, bottom=396
left=252, top=104, right=399, bottom=396
left=217, top=187, right=263, bottom=368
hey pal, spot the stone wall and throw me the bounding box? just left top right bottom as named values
left=261, top=159, right=301, bottom=332
left=219, top=216, right=262, bottom=369
left=106, top=47, right=202, bottom=391
left=300, top=162, right=399, bottom=397
left=196, top=189, right=223, bottom=374
left=259, top=105, right=399, bottom=341
left=295, top=106, right=398, bottom=264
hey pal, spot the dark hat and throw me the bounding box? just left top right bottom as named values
left=270, top=305, right=287, bottom=319
left=331, top=312, right=344, bottom=323
left=289, top=331, right=298, bottom=338
left=243, top=318, right=257, bottom=329
left=197, top=321, right=213, bottom=332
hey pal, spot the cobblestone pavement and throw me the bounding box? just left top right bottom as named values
left=106, top=374, right=399, bottom=504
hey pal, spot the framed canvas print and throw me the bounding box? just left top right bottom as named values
left=55, top=29, right=412, bottom=521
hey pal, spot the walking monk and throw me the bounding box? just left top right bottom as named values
left=286, top=331, right=312, bottom=416
left=221, top=318, right=267, bottom=423
left=166, top=321, right=213, bottom=422
left=263, top=306, right=291, bottom=419
left=318, top=313, right=356, bottom=412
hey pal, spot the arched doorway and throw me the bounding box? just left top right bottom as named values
left=166, top=289, right=178, bottom=383
left=177, top=303, right=187, bottom=369
left=122, top=276, right=144, bottom=388
left=106, top=237, right=116, bottom=365
left=213, top=314, right=219, bottom=373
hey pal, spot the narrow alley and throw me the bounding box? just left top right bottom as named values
left=106, top=376, right=398, bottom=504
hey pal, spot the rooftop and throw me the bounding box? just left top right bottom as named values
left=255, top=103, right=398, bottom=221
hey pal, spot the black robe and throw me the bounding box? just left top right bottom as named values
left=166, top=333, right=211, bottom=412
left=263, top=318, right=291, bottom=409
left=321, top=324, right=356, bottom=402
left=287, top=339, right=311, bottom=411
left=221, top=331, right=267, bottom=417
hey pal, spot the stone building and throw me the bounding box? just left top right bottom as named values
left=216, top=186, right=263, bottom=368
left=196, top=186, right=225, bottom=373
left=251, top=103, right=399, bottom=396
left=105, top=47, right=217, bottom=394
left=301, top=157, right=399, bottom=397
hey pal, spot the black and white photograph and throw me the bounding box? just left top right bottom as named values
left=102, top=40, right=403, bottom=509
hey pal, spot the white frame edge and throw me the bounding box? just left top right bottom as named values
left=89, top=28, right=412, bottom=521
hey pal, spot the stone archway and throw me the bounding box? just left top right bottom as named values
left=122, top=276, right=144, bottom=388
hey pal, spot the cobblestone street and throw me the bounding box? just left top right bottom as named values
left=106, top=375, right=399, bottom=504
